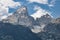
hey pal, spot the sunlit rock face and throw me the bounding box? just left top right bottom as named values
left=2, top=6, right=34, bottom=27
left=14, top=6, right=34, bottom=26
left=16, top=6, right=28, bottom=15
left=31, top=25, right=45, bottom=33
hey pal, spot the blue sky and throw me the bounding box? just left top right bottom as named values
left=11, top=0, right=60, bottom=18
left=0, top=0, right=60, bottom=19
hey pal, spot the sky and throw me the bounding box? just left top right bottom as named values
left=0, top=0, right=60, bottom=19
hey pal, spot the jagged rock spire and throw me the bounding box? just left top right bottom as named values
left=2, top=6, right=34, bottom=27
left=15, top=6, right=28, bottom=16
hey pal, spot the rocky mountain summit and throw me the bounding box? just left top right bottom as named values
left=2, top=6, right=53, bottom=33
left=0, top=6, right=60, bottom=40
left=36, top=14, right=52, bottom=25
left=2, top=6, right=60, bottom=34
left=2, top=6, right=35, bottom=27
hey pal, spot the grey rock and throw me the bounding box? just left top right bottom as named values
left=2, top=6, right=35, bottom=27
left=37, top=23, right=60, bottom=40
left=36, top=14, right=52, bottom=25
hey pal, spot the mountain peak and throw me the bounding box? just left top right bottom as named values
left=13, top=6, right=28, bottom=17
left=41, top=14, right=52, bottom=18
left=16, top=6, right=27, bottom=14
left=2, top=6, right=34, bottom=27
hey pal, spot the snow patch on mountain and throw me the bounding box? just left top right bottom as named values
left=31, top=6, right=53, bottom=19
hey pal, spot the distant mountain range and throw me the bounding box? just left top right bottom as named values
left=0, top=6, right=60, bottom=40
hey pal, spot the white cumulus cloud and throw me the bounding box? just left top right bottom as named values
left=0, top=0, right=21, bottom=20
left=27, top=0, right=56, bottom=7
left=31, top=6, right=52, bottom=19
left=48, top=0, right=56, bottom=7
left=27, top=0, right=48, bottom=4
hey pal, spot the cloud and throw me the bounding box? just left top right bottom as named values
left=0, top=0, right=21, bottom=20
left=48, top=0, right=56, bottom=7
left=0, top=0, right=21, bottom=8
left=27, top=0, right=48, bottom=4
left=31, top=6, right=52, bottom=19
left=26, top=0, right=56, bottom=7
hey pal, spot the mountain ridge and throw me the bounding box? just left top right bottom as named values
left=1, top=6, right=60, bottom=33
left=0, top=6, right=60, bottom=40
